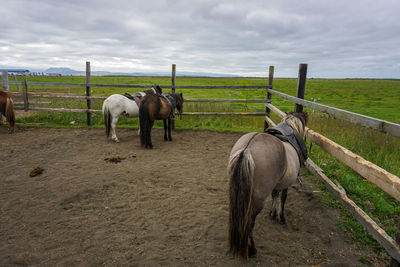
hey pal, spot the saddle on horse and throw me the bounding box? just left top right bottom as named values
left=265, top=122, right=308, bottom=165
left=123, top=92, right=144, bottom=107
left=161, top=93, right=176, bottom=117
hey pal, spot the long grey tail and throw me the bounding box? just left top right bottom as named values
left=227, top=148, right=255, bottom=259
left=103, top=101, right=111, bottom=137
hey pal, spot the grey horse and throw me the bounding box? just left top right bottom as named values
left=227, top=111, right=308, bottom=259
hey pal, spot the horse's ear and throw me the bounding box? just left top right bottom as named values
left=180, top=93, right=183, bottom=97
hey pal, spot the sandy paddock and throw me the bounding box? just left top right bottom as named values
left=0, top=127, right=382, bottom=266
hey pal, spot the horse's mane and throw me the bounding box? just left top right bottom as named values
left=0, top=90, right=12, bottom=98
left=282, top=111, right=308, bottom=137
left=169, top=93, right=183, bottom=102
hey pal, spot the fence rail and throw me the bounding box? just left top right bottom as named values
left=8, top=81, right=270, bottom=90
left=10, top=92, right=269, bottom=103
left=267, top=88, right=400, bottom=138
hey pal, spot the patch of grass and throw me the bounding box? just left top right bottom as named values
left=7, top=76, right=399, bottom=122
left=305, top=112, right=399, bottom=259
left=359, top=255, right=373, bottom=265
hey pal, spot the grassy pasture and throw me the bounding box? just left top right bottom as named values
left=3, top=75, right=400, bottom=257
left=8, top=75, right=400, bottom=123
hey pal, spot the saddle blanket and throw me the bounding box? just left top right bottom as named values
left=123, top=92, right=145, bottom=106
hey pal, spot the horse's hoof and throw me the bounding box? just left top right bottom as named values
left=113, top=138, right=120, bottom=143
left=279, top=215, right=286, bottom=224
left=168, top=138, right=172, bottom=141
left=269, top=210, right=277, bottom=220
left=248, top=246, right=257, bottom=257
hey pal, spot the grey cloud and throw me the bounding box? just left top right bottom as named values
left=0, top=0, right=399, bottom=77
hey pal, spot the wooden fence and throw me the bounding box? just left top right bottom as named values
left=265, top=64, right=400, bottom=265
left=2, top=62, right=271, bottom=127
left=2, top=63, right=400, bottom=264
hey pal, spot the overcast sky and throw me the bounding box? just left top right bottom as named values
left=1, top=0, right=399, bottom=78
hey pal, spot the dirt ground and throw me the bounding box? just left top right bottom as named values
left=0, top=126, right=385, bottom=266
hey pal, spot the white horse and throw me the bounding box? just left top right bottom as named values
left=102, top=85, right=162, bottom=142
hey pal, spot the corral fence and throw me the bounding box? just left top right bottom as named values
left=1, top=62, right=271, bottom=128
left=2, top=63, right=400, bottom=264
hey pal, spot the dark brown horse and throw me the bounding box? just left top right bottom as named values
left=0, top=91, right=16, bottom=133
left=139, top=92, right=184, bottom=148
left=227, top=111, right=308, bottom=259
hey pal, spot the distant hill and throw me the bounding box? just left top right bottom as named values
left=45, top=67, right=84, bottom=75
left=44, top=67, right=241, bottom=77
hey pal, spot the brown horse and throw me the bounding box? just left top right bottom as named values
left=0, top=91, right=16, bottom=133
left=139, top=92, right=184, bottom=148
left=227, top=111, right=308, bottom=259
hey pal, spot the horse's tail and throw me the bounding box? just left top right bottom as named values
left=228, top=147, right=255, bottom=259
left=102, top=100, right=111, bottom=137
left=5, top=95, right=15, bottom=132
left=139, top=100, right=152, bottom=148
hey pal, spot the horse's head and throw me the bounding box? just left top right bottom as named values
left=174, top=93, right=184, bottom=119
left=282, top=111, right=308, bottom=137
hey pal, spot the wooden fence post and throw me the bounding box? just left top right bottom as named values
left=172, top=64, right=176, bottom=94
left=2, top=70, right=9, bottom=91
left=264, top=65, right=274, bottom=131
left=13, top=74, right=20, bottom=92
left=22, top=79, right=29, bottom=112
left=391, top=225, right=400, bottom=266
left=295, top=63, right=308, bottom=112
left=86, top=61, right=92, bottom=126
left=171, top=64, right=176, bottom=129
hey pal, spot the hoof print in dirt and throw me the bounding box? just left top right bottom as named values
left=30, top=167, right=44, bottom=177
left=104, top=156, right=126, bottom=163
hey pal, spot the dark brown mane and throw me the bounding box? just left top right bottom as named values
left=169, top=93, right=184, bottom=116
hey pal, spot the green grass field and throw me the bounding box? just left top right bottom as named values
left=3, top=75, right=400, bottom=260
left=7, top=75, right=400, bottom=123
